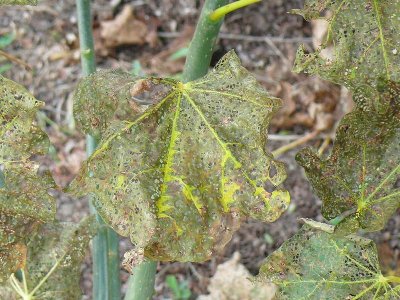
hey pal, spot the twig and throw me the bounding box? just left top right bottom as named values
left=158, top=31, right=313, bottom=43
left=187, top=263, right=203, bottom=280
left=272, top=130, right=320, bottom=158
left=268, top=134, right=311, bottom=141
left=264, top=37, right=291, bottom=65
left=318, top=136, right=332, bottom=157
left=0, top=49, right=31, bottom=70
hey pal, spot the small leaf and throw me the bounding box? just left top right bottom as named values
left=0, top=64, right=12, bottom=74
left=0, top=33, right=15, bottom=49
left=166, top=275, right=181, bottom=298
left=70, top=51, right=290, bottom=264
left=296, top=93, right=400, bottom=234
left=0, top=217, right=97, bottom=300
left=293, top=0, right=400, bottom=97
left=258, top=224, right=400, bottom=299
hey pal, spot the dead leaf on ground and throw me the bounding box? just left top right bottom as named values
left=198, top=252, right=276, bottom=300
left=142, top=25, right=194, bottom=76
left=99, top=5, right=158, bottom=49
left=47, top=129, right=86, bottom=187
left=271, top=77, right=340, bottom=131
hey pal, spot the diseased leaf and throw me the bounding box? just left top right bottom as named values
left=293, top=0, right=400, bottom=97
left=0, top=244, right=26, bottom=285
left=0, top=75, right=49, bottom=162
left=0, top=217, right=97, bottom=300
left=73, top=69, right=149, bottom=137
left=0, top=76, right=56, bottom=281
left=257, top=224, right=400, bottom=300
left=70, top=51, right=290, bottom=265
left=296, top=93, right=400, bottom=234
left=0, top=167, right=55, bottom=282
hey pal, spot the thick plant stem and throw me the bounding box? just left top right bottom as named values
left=76, top=0, right=95, bottom=76
left=76, top=1, right=121, bottom=299
left=124, top=261, right=157, bottom=300
left=124, top=1, right=228, bottom=299
left=182, top=0, right=229, bottom=82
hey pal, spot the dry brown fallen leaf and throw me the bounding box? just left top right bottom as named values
left=100, top=5, right=158, bottom=48
left=141, top=25, right=194, bottom=76
left=198, top=252, right=276, bottom=300
left=47, top=129, right=86, bottom=187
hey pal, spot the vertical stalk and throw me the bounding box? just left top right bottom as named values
left=76, top=1, right=121, bottom=299
left=124, top=1, right=228, bottom=299
left=124, top=261, right=157, bottom=300
left=182, top=0, right=229, bottom=82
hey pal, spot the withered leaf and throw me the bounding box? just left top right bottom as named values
left=293, top=0, right=400, bottom=98
left=0, top=76, right=56, bottom=282
left=0, top=217, right=97, bottom=300
left=70, top=51, right=290, bottom=264
left=258, top=224, right=400, bottom=299
left=296, top=91, right=400, bottom=234
left=0, top=75, right=49, bottom=163
left=73, top=69, right=149, bottom=137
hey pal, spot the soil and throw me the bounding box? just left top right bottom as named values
left=1, top=0, right=399, bottom=299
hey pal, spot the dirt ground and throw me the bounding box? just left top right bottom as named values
left=1, top=0, right=399, bottom=299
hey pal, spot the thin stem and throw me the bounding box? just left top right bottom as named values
left=0, top=49, right=31, bottom=70
left=10, top=274, right=27, bottom=299
left=21, top=269, right=28, bottom=295
left=76, top=1, right=121, bottom=299
left=386, top=276, right=400, bottom=284
left=328, top=208, right=357, bottom=226
left=272, top=130, right=320, bottom=158
left=209, top=0, right=261, bottom=22
left=28, top=260, right=60, bottom=297
left=317, top=136, right=331, bottom=157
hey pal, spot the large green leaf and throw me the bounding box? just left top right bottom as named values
left=258, top=223, right=400, bottom=299
left=296, top=92, right=400, bottom=234
left=0, top=217, right=97, bottom=300
left=293, top=0, right=400, bottom=96
left=70, top=51, right=290, bottom=264
left=0, top=76, right=56, bottom=281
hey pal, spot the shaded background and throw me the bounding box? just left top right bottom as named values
left=1, top=0, right=399, bottom=299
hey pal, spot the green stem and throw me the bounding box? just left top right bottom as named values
left=209, top=0, right=261, bottom=22
left=182, top=0, right=230, bottom=82
left=386, top=275, right=400, bottom=284
left=76, top=0, right=95, bottom=76
left=124, top=1, right=228, bottom=299
left=124, top=261, right=157, bottom=300
left=76, top=1, right=121, bottom=299
left=0, top=171, right=4, bottom=188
